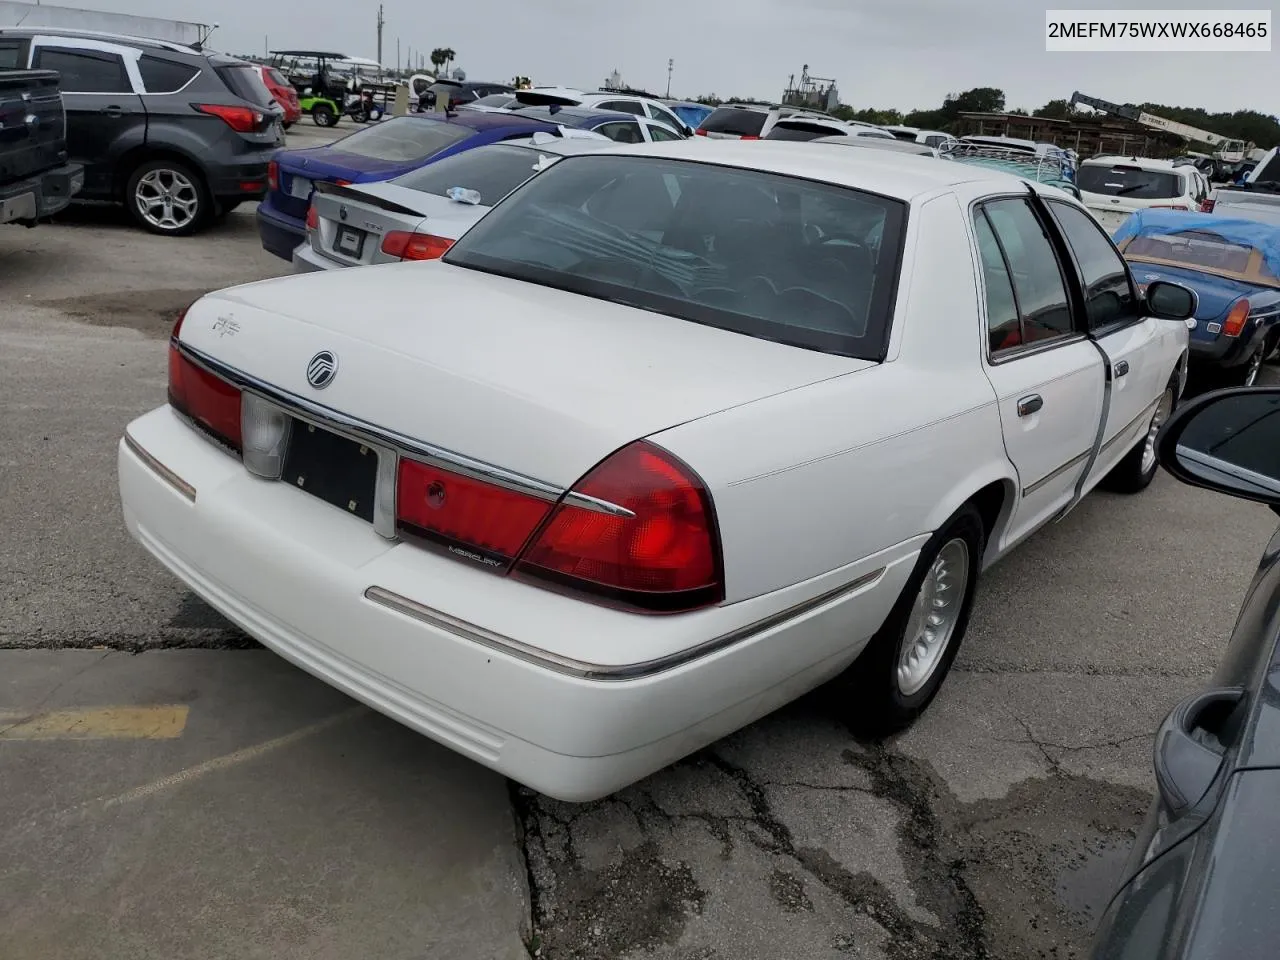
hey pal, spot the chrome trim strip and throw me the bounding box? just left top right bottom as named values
left=364, top=566, right=887, bottom=681
left=124, top=431, right=196, bottom=502
left=1022, top=450, right=1090, bottom=497
left=1098, top=400, right=1158, bottom=459
left=177, top=341, right=633, bottom=518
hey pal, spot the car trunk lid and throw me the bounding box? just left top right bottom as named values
left=179, top=261, right=869, bottom=486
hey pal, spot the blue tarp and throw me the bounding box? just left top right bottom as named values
left=1112, top=208, right=1280, bottom=279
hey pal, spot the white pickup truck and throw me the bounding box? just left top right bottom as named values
left=1206, top=147, right=1280, bottom=225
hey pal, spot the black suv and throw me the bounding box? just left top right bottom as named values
left=418, top=79, right=515, bottom=112
left=0, top=28, right=284, bottom=235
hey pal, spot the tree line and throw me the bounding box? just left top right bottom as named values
left=693, top=87, right=1280, bottom=148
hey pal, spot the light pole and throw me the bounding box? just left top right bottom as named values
left=666, top=58, right=673, bottom=99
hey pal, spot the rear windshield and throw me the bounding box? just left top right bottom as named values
left=699, top=106, right=767, bottom=136
left=443, top=154, right=906, bottom=360
left=764, top=122, right=835, bottom=142
left=470, top=93, right=515, bottom=107
left=1253, top=153, right=1280, bottom=183
left=391, top=144, right=547, bottom=204
left=333, top=116, right=471, bottom=162
left=216, top=63, right=275, bottom=108
left=1078, top=164, right=1183, bottom=199
left=1125, top=230, right=1254, bottom=273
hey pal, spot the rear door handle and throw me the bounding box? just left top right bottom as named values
left=100, top=105, right=123, bottom=118
left=1114, top=359, right=1130, bottom=377
left=1016, top=394, right=1043, bottom=417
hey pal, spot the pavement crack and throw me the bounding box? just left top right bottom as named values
left=1010, top=714, right=1066, bottom=778
left=0, top=650, right=110, bottom=738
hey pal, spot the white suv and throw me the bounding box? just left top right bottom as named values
left=1077, top=156, right=1206, bottom=232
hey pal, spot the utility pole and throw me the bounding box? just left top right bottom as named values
left=396, top=38, right=400, bottom=76
left=666, top=58, right=673, bottom=98
left=376, top=4, right=385, bottom=73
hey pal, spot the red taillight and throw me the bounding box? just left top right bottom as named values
left=305, top=204, right=318, bottom=230
left=168, top=341, right=242, bottom=452
left=195, top=103, right=262, bottom=133
left=514, top=441, right=722, bottom=611
left=396, top=459, right=553, bottom=562
left=380, top=230, right=454, bottom=261
left=1201, top=198, right=1216, bottom=213
left=267, top=159, right=279, bottom=191
left=335, top=179, right=352, bottom=187
left=1223, top=298, right=1250, bottom=337
left=740, top=134, right=760, bottom=140
left=694, top=128, right=708, bottom=136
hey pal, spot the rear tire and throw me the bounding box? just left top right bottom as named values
left=835, top=504, right=986, bottom=737
left=1102, top=377, right=1177, bottom=493
left=1227, top=340, right=1266, bottom=386
left=124, top=159, right=209, bottom=237
left=312, top=103, right=338, bottom=127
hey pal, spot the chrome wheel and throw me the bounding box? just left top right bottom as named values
left=897, top=538, right=970, bottom=697
left=134, top=168, right=200, bottom=232
left=1140, top=387, right=1175, bottom=476
left=1243, top=347, right=1264, bottom=386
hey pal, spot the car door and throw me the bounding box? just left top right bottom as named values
left=644, top=101, right=690, bottom=137
left=595, top=119, right=645, bottom=144
left=974, top=196, right=1106, bottom=544
left=30, top=40, right=145, bottom=199
left=643, top=120, right=683, bottom=143
left=1043, top=198, right=1167, bottom=491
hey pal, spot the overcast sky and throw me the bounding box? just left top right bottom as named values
left=80, top=0, right=1279, bottom=116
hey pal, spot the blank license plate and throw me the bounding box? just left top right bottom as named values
left=281, top=421, right=378, bottom=523
left=288, top=176, right=313, bottom=199
left=336, top=226, right=364, bottom=257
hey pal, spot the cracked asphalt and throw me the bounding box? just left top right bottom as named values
left=4, top=156, right=1279, bottom=958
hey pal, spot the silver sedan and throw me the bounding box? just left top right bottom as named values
left=293, top=130, right=616, bottom=272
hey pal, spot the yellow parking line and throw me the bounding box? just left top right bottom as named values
left=0, top=705, right=190, bottom=740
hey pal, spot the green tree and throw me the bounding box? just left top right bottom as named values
left=1034, top=99, right=1076, bottom=120
left=430, top=47, right=456, bottom=76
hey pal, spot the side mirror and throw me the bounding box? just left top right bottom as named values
left=1156, top=387, right=1280, bottom=507
left=1145, top=280, right=1198, bottom=321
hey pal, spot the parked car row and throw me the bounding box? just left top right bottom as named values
left=0, top=26, right=285, bottom=235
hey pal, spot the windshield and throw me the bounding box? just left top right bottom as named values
left=391, top=144, right=550, bottom=204
left=1078, top=164, right=1182, bottom=199
left=1125, top=230, right=1254, bottom=273
left=443, top=155, right=907, bottom=360
left=333, top=117, right=471, bottom=163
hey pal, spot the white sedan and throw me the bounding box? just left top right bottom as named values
left=117, top=142, right=1194, bottom=802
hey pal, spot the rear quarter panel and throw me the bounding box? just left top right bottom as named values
left=656, top=192, right=1013, bottom=603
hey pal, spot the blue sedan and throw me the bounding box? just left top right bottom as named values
left=257, top=111, right=565, bottom=262
left=1114, top=209, right=1280, bottom=386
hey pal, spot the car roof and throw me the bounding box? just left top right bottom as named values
left=1085, top=155, right=1180, bottom=170
left=0, top=26, right=202, bottom=54
left=812, top=136, right=937, bottom=155
left=269, top=49, right=349, bottom=58
left=439, top=110, right=554, bottom=132
left=575, top=139, right=1038, bottom=200
left=504, top=104, right=634, bottom=124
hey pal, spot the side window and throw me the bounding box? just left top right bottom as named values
left=32, top=46, right=130, bottom=93
left=647, top=103, right=684, bottom=131
left=597, top=120, right=644, bottom=144
left=974, top=211, right=1023, bottom=352
left=0, top=39, right=29, bottom=69
left=979, top=198, right=1075, bottom=350
left=137, top=54, right=199, bottom=93
left=1045, top=201, right=1137, bottom=329
left=647, top=122, right=681, bottom=142
left=599, top=100, right=644, bottom=116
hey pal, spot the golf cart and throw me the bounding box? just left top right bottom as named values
left=268, top=50, right=349, bottom=127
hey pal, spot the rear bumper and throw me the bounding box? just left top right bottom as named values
left=205, top=154, right=272, bottom=202
left=292, top=241, right=341, bottom=273
left=0, top=162, right=83, bottom=224
left=1189, top=324, right=1271, bottom=368
left=117, top=405, right=909, bottom=801
left=257, top=201, right=305, bottom=262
